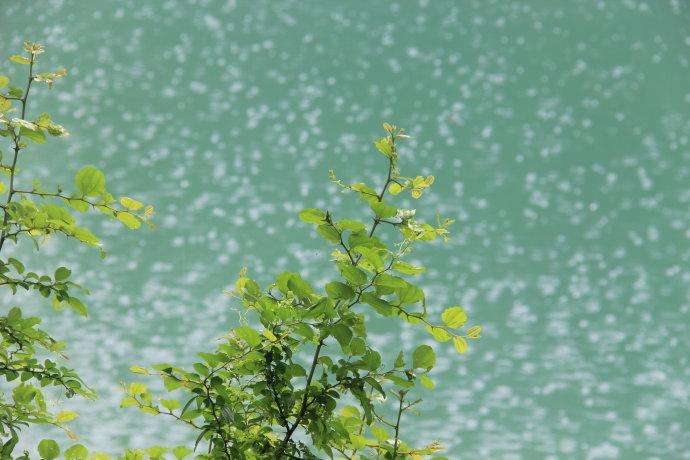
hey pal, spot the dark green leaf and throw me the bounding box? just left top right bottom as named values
left=412, top=344, right=436, bottom=370
left=325, top=281, right=355, bottom=300
left=339, top=264, right=368, bottom=286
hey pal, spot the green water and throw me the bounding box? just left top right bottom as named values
left=2, top=1, right=689, bottom=457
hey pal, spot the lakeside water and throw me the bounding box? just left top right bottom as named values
left=1, top=1, right=689, bottom=458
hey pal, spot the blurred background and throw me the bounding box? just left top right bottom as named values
left=1, top=0, right=689, bottom=457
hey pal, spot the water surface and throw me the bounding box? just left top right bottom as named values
left=1, top=1, right=689, bottom=458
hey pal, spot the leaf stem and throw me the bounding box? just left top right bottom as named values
left=277, top=338, right=325, bottom=458
left=392, top=390, right=406, bottom=458
left=0, top=52, right=35, bottom=253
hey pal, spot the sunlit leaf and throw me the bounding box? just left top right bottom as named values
left=441, top=306, right=468, bottom=328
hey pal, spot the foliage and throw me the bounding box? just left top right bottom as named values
left=0, top=43, right=153, bottom=457
left=1, top=41, right=480, bottom=459
left=123, top=122, right=481, bottom=459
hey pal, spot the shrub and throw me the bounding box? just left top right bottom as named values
left=123, top=122, right=481, bottom=459
left=1, top=42, right=480, bottom=460
left=0, top=42, right=152, bottom=458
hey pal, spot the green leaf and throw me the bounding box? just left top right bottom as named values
left=394, top=351, right=405, bottom=368
left=426, top=325, right=451, bottom=342
left=0, top=76, right=8, bottom=88
left=371, top=424, right=389, bottom=442
left=361, top=292, right=394, bottom=316
left=349, top=337, right=366, bottom=355
left=54, top=266, right=71, bottom=281
left=8, top=86, right=22, bottom=98
left=235, top=325, right=262, bottom=347
left=0, top=96, right=10, bottom=112
left=287, top=363, right=307, bottom=378
left=117, top=211, right=141, bottom=229
left=330, top=324, right=352, bottom=352
left=392, top=260, right=426, bottom=275
left=419, top=374, right=435, bottom=389
left=374, top=137, right=394, bottom=157
left=128, top=383, right=147, bottom=395
left=337, top=219, right=366, bottom=233
left=7, top=307, right=22, bottom=325
left=316, top=224, right=341, bottom=243
left=441, top=306, right=468, bottom=328
left=68, top=297, right=88, bottom=317
left=298, top=208, right=326, bottom=224
left=325, top=281, right=355, bottom=300
left=341, top=405, right=360, bottom=418
left=9, top=55, right=30, bottom=65
left=146, top=446, right=168, bottom=459
left=120, top=396, right=138, bottom=408
left=38, top=439, right=60, bottom=460
left=20, top=126, right=46, bottom=144
left=397, top=284, right=424, bottom=305
left=412, top=344, right=436, bottom=370
left=354, top=246, right=384, bottom=271
left=339, top=264, right=368, bottom=286
left=374, top=273, right=407, bottom=289
left=89, top=452, right=112, bottom=460
left=74, top=165, right=106, bottom=197
left=120, top=196, right=143, bottom=210
left=292, top=323, right=315, bottom=340
left=361, top=349, right=381, bottom=370
left=68, top=198, right=89, bottom=212
left=172, top=446, right=193, bottom=460
left=7, top=257, right=24, bottom=274
left=349, top=433, right=368, bottom=449
left=64, top=444, right=89, bottom=460
left=161, top=399, right=181, bottom=411
left=387, top=374, right=414, bottom=389
left=286, top=274, right=314, bottom=300
left=370, top=201, right=397, bottom=219
left=72, top=226, right=100, bottom=246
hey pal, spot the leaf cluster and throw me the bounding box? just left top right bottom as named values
left=0, top=42, right=480, bottom=460
left=123, top=124, right=480, bottom=459
left=0, top=42, right=153, bottom=458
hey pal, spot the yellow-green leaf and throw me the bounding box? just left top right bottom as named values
left=426, top=325, right=451, bottom=342
left=128, top=383, right=147, bottom=395
left=161, top=399, right=180, bottom=411
left=374, top=137, right=394, bottom=157
left=441, top=306, right=468, bottom=328
left=129, top=365, right=149, bottom=375
left=74, top=166, right=106, bottom=196
left=120, top=396, right=138, bottom=408
left=0, top=96, right=10, bottom=112
left=453, top=336, right=468, bottom=354
left=119, top=196, right=143, bottom=210
left=467, top=325, right=482, bottom=339
left=20, top=126, right=46, bottom=144
left=298, top=208, right=326, bottom=224
left=117, top=211, right=141, bottom=229
left=419, top=374, right=435, bottom=389
left=56, top=410, right=78, bottom=423
left=388, top=182, right=403, bottom=195
left=9, top=55, right=30, bottom=65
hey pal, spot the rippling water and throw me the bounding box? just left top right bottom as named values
left=1, top=1, right=689, bottom=458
